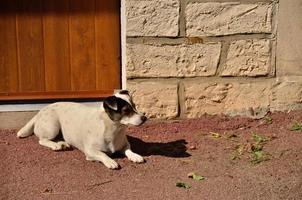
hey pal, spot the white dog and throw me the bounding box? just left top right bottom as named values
left=17, top=90, right=147, bottom=169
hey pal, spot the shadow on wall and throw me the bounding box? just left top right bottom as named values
left=0, top=0, right=119, bottom=15
left=126, top=136, right=191, bottom=158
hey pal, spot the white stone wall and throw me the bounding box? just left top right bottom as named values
left=125, top=0, right=302, bottom=119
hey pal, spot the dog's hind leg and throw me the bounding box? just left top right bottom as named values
left=34, top=113, right=70, bottom=151
left=39, top=139, right=70, bottom=151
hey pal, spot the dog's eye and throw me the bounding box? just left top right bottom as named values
left=122, top=107, right=131, bottom=114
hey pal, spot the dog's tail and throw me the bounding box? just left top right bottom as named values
left=17, top=115, right=37, bottom=138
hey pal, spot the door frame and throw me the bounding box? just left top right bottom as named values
left=121, top=0, right=127, bottom=90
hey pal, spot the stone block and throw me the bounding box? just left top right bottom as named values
left=186, top=2, right=272, bottom=36
left=184, top=80, right=272, bottom=118
left=127, top=81, right=179, bottom=119
left=126, top=43, right=221, bottom=78
left=221, top=39, right=271, bottom=77
left=126, top=0, right=179, bottom=37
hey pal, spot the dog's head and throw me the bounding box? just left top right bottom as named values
left=103, top=90, right=147, bottom=126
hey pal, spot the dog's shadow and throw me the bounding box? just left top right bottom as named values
left=55, top=132, right=191, bottom=158
left=125, top=136, right=191, bottom=158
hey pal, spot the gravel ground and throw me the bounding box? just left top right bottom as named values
left=1, top=111, right=302, bottom=200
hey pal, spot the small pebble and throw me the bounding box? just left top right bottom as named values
left=188, top=144, right=197, bottom=150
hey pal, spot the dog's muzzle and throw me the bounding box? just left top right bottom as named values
left=141, top=115, right=147, bottom=124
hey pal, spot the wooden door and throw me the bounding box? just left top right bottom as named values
left=0, top=0, right=120, bottom=101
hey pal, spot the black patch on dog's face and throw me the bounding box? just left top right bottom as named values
left=103, top=96, right=135, bottom=122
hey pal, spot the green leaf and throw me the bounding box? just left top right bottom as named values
left=249, top=133, right=272, bottom=165
left=252, top=133, right=268, bottom=144
left=210, top=132, right=221, bottom=138
left=230, top=154, right=238, bottom=160
left=251, top=150, right=264, bottom=164
left=251, top=150, right=271, bottom=164
left=254, top=151, right=263, bottom=159
left=226, top=133, right=238, bottom=139
left=188, top=172, right=205, bottom=181
left=264, top=116, right=273, bottom=124
left=193, top=174, right=204, bottom=181
left=230, top=144, right=245, bottom=161
left=176, top=182, right=191, bottom=189
left=235, top=144, right=244, bottom=155
left=290, top=122, right=302, bottom=132
left=251, top=144, right=263, bottom=152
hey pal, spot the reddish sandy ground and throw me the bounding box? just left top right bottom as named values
left=1, top=111, right=302, bottom=200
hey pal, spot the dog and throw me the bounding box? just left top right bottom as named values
left=17, top=90, right=147, bottom=169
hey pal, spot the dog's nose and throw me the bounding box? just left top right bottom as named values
left=141, top=115, right=147, bottom=122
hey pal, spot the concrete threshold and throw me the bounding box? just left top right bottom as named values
left=0, top=111, right=37, bottom=130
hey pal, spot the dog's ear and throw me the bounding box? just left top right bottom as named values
left=114, top=89, right=130, bottom=96
left=119, top=90, right=130, bottom=96
left=103, top=96, right=121, bottom=121
left=103, top=96, right=118, bottom=111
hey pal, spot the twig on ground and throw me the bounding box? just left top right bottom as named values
left=86, top=180, right=113, bottom=191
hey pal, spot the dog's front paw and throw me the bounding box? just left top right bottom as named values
left=103, top=159, right=119, bottom=170
left=128, top=152, right=144, bottom=163
left=57, top=141, right=71, bottom=150
left=51, top=141, right=70, bottom=151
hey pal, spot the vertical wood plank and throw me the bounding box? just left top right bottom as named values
left=43, top=0, right=71, bottom=91
left=0, top=0, right=18, bottom=92
left=16, top=0, right=45, bottom=92
left=69, top=0, right=96, bottom=91
left=95, top=0, right=121, bottom=90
